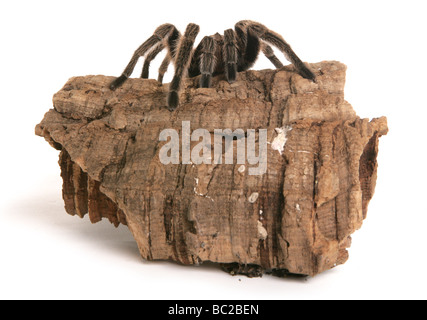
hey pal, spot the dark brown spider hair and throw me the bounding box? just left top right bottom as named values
left=110, top=20, right=316, bottom=111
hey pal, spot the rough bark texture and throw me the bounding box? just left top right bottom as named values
left=35, top=61, right=388, bottom=277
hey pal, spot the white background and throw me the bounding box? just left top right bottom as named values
left=1, top=0, right=426, bottom=300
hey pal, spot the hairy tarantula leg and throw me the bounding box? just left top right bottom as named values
left=262, top=44, right=284, bottom=69
left=236, top=20, right=316, bottom=82
left=168, top=23, right=200, bottom=111
left=234, top=24, right=261, bottom=72
left=110, top=23, right=178, bottom=91
left=146, top=27, right=179, bottom=83
left=261, top=31, right=315, bottom=81
left=157, top=54, right=171, bottom=84
left=258, top=30, right=315, bottom=81
left=234, top=24, right=247, bottom=54
left=141, top=43, right=165, bottom=79
left=199, top=36, right=217, bottom=88
left=223, top=29, right=238, bottom=83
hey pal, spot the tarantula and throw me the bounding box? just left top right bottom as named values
left=110, top=20, right=316, bottom=111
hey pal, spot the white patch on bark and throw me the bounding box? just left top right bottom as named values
left=248, top=192, right=259, bottom=203
left=257, top=221, right=268, bottom=240
left=271, top=126, right=292, bottom=155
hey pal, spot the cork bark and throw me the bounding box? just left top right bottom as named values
left=35, top=61, right=388, bottom=277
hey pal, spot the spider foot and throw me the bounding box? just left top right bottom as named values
left=167, top=91, right=179, bottom=111
left=157, top=75, right=164, bottom=84
left=110, top=75, right=127, bottom=91
left=298, top=65, right=317, bottom=83
left=200, top=74, right=212, bottom=88
left=226, top=64, right=237, bottom=83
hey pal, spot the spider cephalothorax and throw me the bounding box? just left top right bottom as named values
left=110, top=20, right=316, bottom=111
